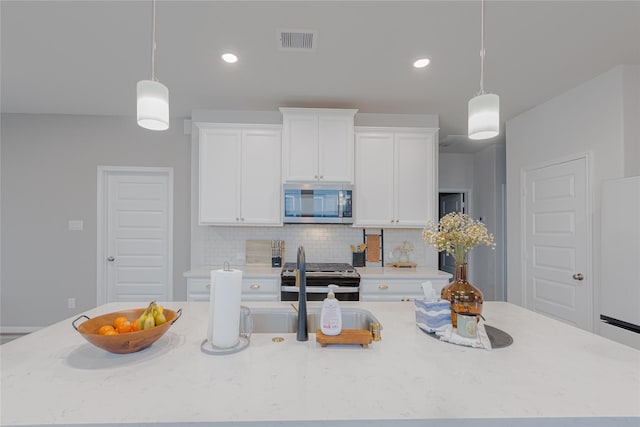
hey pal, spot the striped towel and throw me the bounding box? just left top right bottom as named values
left=415, top=299, right=451, bottom=333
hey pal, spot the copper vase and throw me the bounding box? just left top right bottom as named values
left=441, top=263, right=483, bottom=328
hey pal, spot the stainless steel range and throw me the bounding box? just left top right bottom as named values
left=280, top=262, right=361, bottom=301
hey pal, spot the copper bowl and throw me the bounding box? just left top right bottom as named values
left=72, top=307, right=181, bottom=354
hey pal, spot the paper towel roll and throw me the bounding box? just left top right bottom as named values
left=207, top=268, right=243, bottom=348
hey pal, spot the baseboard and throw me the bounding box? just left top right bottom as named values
left=1, top=326, right=42, bottom=334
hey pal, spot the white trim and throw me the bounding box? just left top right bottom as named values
left=194, top=122, right=282, bottom=131
left=96, top=166, right=174, bottom=306
left=1, top=326, right=42, bottom=334
left=355, top=126, right=439, bottom=134
left=520, top=152, right=593, bottom=330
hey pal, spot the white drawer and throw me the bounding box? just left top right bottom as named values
left=186, top=278, right=209, bottom=302
left=187, top=277, right=280, bottom=302
left=360, top=278, right=449, bottom=302
left=241, top=278, right=280, bottom=301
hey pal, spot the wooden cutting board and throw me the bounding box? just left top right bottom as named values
left=366, top=234, right=381, bottom=262
left=245, top=240, right=272, bottom=265
left=315, top=329, right=373, bottom=348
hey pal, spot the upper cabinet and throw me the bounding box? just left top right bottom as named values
left=280, top=108, right=358, bottom=183
left=197, top=123, right=282, bottom=226
left=354, top=127, right=438, bottom=228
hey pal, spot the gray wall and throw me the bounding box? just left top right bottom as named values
left=1, top=113, right=191, bottom=329
left=505, top=65, right=639, bottom=332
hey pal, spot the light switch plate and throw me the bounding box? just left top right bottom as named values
left=68, top=220, right=83, bottom=231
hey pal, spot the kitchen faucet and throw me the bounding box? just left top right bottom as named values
left=296, top=245, right=308, bottom=341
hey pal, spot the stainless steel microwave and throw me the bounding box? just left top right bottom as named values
left=283, top=183, right=353, bottom=224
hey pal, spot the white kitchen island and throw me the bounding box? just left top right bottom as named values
left=1, top=301, right=639, bottom=427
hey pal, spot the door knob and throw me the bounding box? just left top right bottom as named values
left=107, top=256, right=115, bottom=262
left=572, top=273, right=584, bottom=281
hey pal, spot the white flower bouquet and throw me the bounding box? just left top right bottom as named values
left=422, top=212, right=495, bottom=264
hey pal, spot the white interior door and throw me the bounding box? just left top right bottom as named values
left=98, top=167, right=173, bottom=304
left=523, top=156, right=590, bottom=330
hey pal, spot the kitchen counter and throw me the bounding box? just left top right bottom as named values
left=356, top=265, right=452, bottom=279
left=183, top=265, right=282, bottom=279
left=2, top=301, right=639, bottom=427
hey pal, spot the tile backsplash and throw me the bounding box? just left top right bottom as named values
left=201, top=225, right=432, bottom=267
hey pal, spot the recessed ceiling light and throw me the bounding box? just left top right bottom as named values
left=221, top=53, right=238, bottom=64
left=413, top=58, right=431, bottom=69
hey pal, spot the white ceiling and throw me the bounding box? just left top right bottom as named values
left=2, top=1, right=639, bottom=153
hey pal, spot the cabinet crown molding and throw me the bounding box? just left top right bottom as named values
left=355, top=126, right=439, bottom=134
left=279, top=107, right=358, bottom=116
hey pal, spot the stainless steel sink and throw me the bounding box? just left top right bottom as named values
left=250, top=307, right=381, bottom=334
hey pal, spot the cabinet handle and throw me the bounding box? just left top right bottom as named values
left=314, top=175, right=318, bottom=179
left=378, top=284, right=389, bottom=290
left=572, top=273, right=584, bottom=281
left=236, top=217, right=240, bottom=221
left=107, top=256, right=115, bottom=262
left=250, top=283, right=260, bottom=289
left=206, top=284, right=211, bottom=289
left=320, top=175, right=323, bottom=179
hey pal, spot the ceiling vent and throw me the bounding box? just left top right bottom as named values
left=278, top=29, right=317, bottom=51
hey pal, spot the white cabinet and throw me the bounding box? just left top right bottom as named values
left=280, top=108, right=357, bottom=183
left=360, top=277, right=449, bottom=302
left=186, top=277, right=280, bottom=302
left=197, top=124, right=282, bottom=226
left=354, top=127, right=437, bottom=228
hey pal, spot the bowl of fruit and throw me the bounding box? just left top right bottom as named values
left=72, top=302, right=181, bottom=354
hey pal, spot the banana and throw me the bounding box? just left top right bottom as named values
left=152, top=304, right=166, bottom=325
left=136, top=301, right=158, bottom=330
left=143, top=314, right=155, bottom=330
left=137, top=313, right=148, bottom=330
left=153, top=309, right=166, bottom=326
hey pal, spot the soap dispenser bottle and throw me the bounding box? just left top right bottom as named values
left=320, top=284, right=342, bottom=336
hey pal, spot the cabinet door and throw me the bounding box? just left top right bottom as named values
left=354, top=133, right=395, bottom=226
left=318, top=114, right=354, bottom=182
left=199, top=128, right=241, bottom=224
left=395, top=133, right=436, bottom=227
left=241, top=129, right=282, bottom=225
left=282, top=114, right=318, bottom=181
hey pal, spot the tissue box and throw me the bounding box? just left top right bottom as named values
left=415, top=300, right=451, bottom=333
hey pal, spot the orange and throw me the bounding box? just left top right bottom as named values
left=98, top=324, right=116, bottom=335
left=130, top=320, right=140, bottom=332
left=113, top=316, right=129, bottom=329
left=116, top=321, right=132, bottom=334
left=103, top=329, right=118, bottom=335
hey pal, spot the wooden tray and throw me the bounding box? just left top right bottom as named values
left=315, top=329, right=373, bottom=348
left=389, top=262, right=416, bottom=268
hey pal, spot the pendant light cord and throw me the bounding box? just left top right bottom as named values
left=151, top=0, right=157, bottom=82
left=479, top=0, right=485, bottom=95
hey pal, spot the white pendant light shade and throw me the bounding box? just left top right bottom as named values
left=468, top=93, right=499, bottom=140
left=137, top=79, right=169, bottom=131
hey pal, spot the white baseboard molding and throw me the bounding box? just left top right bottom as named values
left=1, top=326, right=42, bottom=334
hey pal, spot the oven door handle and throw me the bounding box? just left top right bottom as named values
left=281, top=286, right=360, bottom=294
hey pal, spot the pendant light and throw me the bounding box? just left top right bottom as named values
left=137, top=0, right=169, bottom=131
left=468, top=0, right=499, bottom=140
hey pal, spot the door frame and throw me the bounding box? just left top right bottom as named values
left=520, top=152, right=592, bottom=329
left=96, top=166, right=174, bottom=306
left=438, top=188, right=472, bottom=279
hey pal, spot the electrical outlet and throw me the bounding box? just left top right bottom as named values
left=67, top=298, right=76, bottom=309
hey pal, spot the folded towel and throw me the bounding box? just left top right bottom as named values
left=415, top=300, right=451, bottom=333
left=435, top=321, right=492, bottom=350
